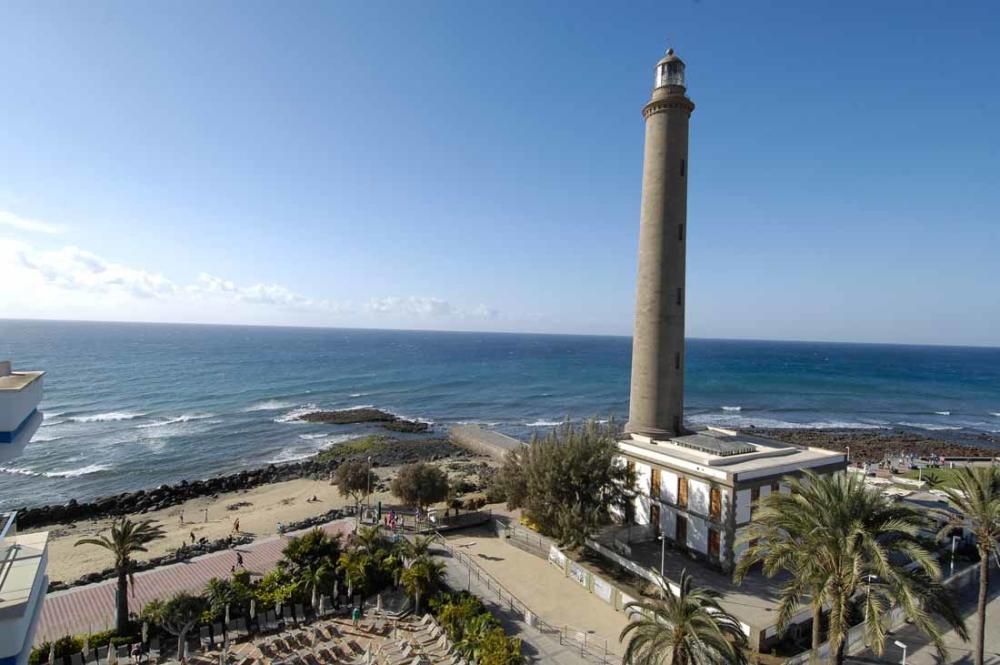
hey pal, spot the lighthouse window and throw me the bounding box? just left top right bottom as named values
left=680, top=159, right=686, bottom=177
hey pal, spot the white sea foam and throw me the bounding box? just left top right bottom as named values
left=897, top=422, right=962, bottom=431
left=349, top=393, right=369, bottom=398
left=69, top=411, right=146, bottom=423
left=525, top=420, right=562, bottom=427
left=268, top=434, right=356, bottom=463
left=137, top=413, right=215, bottom=429
left=992, top=412, right=1000, bottom=418
left=298, top=432, right=329, bottom=440
left=0, top=463, right=110, bottom=478
left=31, top=431, right=64, bottom=443
left=266, top=449, right=316, bottom=464
left=342, top=404, right=376, bottom=411
left=454, top=420, right=501, bottom=427
left=934, top=411, right=951, bottom=416
left=721, top=406, right=742, bottom=412
left=243, top=400, right=295, bottom=412
left=688, top=414, right=886, bottom=430
left=273, top=404, right=319, bottom=424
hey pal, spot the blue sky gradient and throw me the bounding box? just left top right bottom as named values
left=1, top=1, right=998, bottom=345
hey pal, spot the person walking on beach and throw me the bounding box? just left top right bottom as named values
left=179, top=510, right=184, bottom=525
left=189, top=530, right=195, bottom=544
left=232, top=517, right=240, bottom=534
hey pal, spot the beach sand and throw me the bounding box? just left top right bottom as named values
left=31, top=461, right=482, bottom=584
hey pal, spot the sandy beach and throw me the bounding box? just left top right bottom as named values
left=31, top=459, right=488, bottom=585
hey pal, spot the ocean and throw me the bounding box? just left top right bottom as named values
left=1, top=319, right=998, bottom=510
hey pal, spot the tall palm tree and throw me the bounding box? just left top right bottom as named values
left=619, top=569, right=747, bottom=665
left=736, top=471, right=965, bottom=665
left=337, top=548, right=368, bottom=600
left=76, top=517, right=166, bottom=633
left=400, top=557, right=446, bottom=614
left=938, top=466, right=1000, bottom=665
left=354, top=525, right=385, bottom=554
left=400, top=535, right=435, bottom=568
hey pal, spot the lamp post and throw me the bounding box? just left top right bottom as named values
left=658, top=534, right=666, bottom=578
left=894, top=639, right=907, bottom=665
left=366, top=455, right=373, bottom=521
left=863, top=574, right=878, bottom=623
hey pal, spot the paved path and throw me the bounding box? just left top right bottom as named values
left=37, top=520, right=353, bottom=643
left=434, top=543, right=612, bottom=664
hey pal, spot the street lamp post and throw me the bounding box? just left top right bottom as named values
left=366, top=456, right=373, bottom=521
left=894, top=639, right=907, bottom=665
left=658, top=534, right=666, bottom=578
left=863, top=574, right=878, bottom=623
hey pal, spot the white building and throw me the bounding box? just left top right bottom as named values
left=618, top=426, right=845, bottom=572
left=0, top=360, right=47, bottom=665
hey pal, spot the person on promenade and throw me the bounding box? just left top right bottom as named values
left=236, top=551, right=244, bottom=568
left=232, top=517, right=240, bottom=533
left=130, top=642, right=142, bottom=664
left=189, top=530, right=195, bottom=544
left=352, top=606, right=361, bottom=628
left=179, top=510, right=184, bottom=525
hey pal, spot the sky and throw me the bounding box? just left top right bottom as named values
left=1, top=1, right=998, bottom=346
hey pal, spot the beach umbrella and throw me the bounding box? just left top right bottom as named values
left=249, top=598, right=256, bottom=621
left=333, top=580, right=339, bottom=606
left=311, top=586, right=318, bottom=611
left=225, top=603, right=231, bottom=626
left=142, top=621, right=149, bottom=644
left=376, top=594, right=382, bottom=616
left=48, top=642, right=55, bottom=665
left=318, top=595, right=326, bottom=617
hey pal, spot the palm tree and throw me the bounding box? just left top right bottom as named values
left=354, top=525, right=385, bottom=554
left=76, top=517, right=166, bottom=633
left=734, top=493, right=831, bottom=663
left=619, top=569, right=746, bottom=665
left=736, top=471, right=965, bottom=665
left=400, top=557, right=446, bottom=614
left=337, top=548, right=368, bottom=600
left=400, top=535, right=435, bottom=568
left=938, top=466, right=1000, bottom=665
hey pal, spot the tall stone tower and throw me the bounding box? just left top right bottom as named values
left=625, top=49, right=695, bottom=438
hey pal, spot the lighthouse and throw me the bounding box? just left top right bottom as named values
left=625, top=49, right=695, bottom=438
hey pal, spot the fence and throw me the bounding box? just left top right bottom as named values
left=436, top=537, right=623, bottom=664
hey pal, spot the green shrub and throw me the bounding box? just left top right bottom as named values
left=29, top=636, right=84, bottom=665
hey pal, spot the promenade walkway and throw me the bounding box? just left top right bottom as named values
left=36, top=520, right=353, bottom=644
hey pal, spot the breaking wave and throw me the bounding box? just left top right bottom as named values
left=137, top=413, right=215, bottom=429
left=525, top=420, right=562, bottom=427
left=0, top=463, right=110, bottom=478
left=273, top=404, right=319, bottom=424
left=721, top=406, right=742, bottom=412
left=897, top=422, right=961, bottom=431
left=689, top=414, right=886, bottom=430
left=69, top=411, right=146, bottom=423
left=242, top=400, right=295, bottom=412
left=934, top=411, right=951, bottom=416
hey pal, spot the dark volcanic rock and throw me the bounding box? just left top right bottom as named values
left=298, top=407, right=428, bottom=433
left=752, top=428, right=999, bottom=464
left=299, top=408, right=397, bottom=425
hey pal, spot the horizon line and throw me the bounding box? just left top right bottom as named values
left=2, top=316, right=998, bottom=352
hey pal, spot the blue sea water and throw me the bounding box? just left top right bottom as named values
left=1, top=319, right=999, bottom=509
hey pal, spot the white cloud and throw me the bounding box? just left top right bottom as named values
left=365, top=296, right=498, bottom=320
left=0, top=210, right=67, bottom=235
left=1, top=238, right=494, bottom=325
left=14, top=244, right=175, bottom=299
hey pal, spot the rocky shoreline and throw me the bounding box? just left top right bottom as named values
left=752, top=427, right=1000, bottom=464
left=15, top=436, right=465, bottom=530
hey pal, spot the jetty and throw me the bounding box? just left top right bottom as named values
left=448, top=424, right=525, bottom=461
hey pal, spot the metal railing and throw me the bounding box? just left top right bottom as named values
left=436, top=536, right=622, bottom=664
